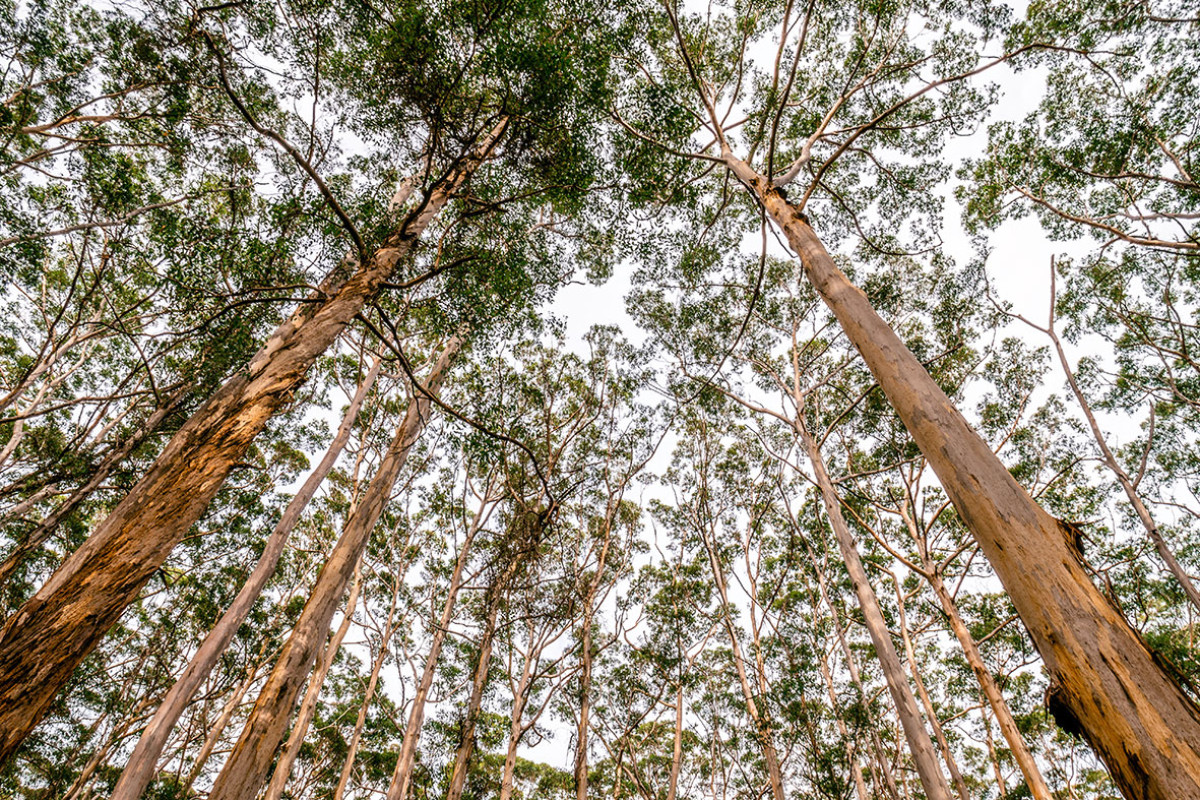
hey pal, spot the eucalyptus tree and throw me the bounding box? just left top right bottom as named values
left=612, top=1, right=1200, bottom=794
left=0, top=0, right=624, bottom=761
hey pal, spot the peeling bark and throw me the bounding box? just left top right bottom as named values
left=0, top=120, right=505, bottom=764
left=207, top=334, right=463, bottom=800
left=111, top=359, right=379, bottom=800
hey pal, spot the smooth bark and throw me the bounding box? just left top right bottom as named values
left=207, top=333, right=464, bottom=800
left=111, top=359, right=380, bottom=800
left=0, top=120, right=505, bottom=763
left=385, top=503, right=486, bottom=800
left=795, top=412, right=954, bottom=800
left=728, top=154, right=1200, bottom=800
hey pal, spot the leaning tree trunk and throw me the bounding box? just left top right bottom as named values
left=898, top=502, right=1053, bottom=800
left=385, top=506, right=485, bottom=800
left=111, top=359, right=380, bottom=800
left=699, top=526, right=787, bottom=800
left=0, top=381, right=192, bottom=591
left=445, top=594, right=503, bottom=800
left=727, top=153, right=1200, bottom=800
left=0, top=120, right=506, bottom=764
left=207, top=334, right=464, bottom=800
left=263, top=564, right=364, bottom=800
left=796, top=413, right=954, bottom=800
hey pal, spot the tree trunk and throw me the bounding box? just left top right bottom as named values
left=899, top=503, right=1053, bottom=800
left=0, top=381, right=192, bottom=591
left=499, top=621, right=537, bottom=800
left=333, top=566, right=401, bottom=800
left=728, top=154, right=1200, bottom=800
left=575, top=603, right=595, bottom=800
left=385, top=505, right=485, bottom=800
left=445, top=597, right=502, bottom=800
left=666, top=683, right=684, bottom=800
left=796, top=412, right=954, bottom=800
left=180, top=659, right=264, bottom=793
left=262, top=564, right=364, bottom=800
left=816, top=639, right=871, bottom=800
left=699, top=529, right=786, bottom=800
left=207, top=334, right=464, bottom=800
left=111, top=359, right=379, bottom=800
left=0, top=119, right=505, bottom=764
left=891, top=578, right=971, bottom=800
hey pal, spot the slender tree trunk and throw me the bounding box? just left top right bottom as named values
left=899, top=504, right=1053, bottom=800
left=1046, top=319, right=1200, bottom=614
left=667, top=683, right=684, bottom=800
left=816, top=641, right=871, bottom=800
left=333, top=568, right=401, bottom=800
left=982, top=708, right=1009, bottom=799
left=728, top=154, right=1200, bottom=799
left=385, top=507, right=484, bottom=800
left=0, top=382, right=192, bottom=591
left=445, top=598, right=502, bottom=800
left=575, top=604, right=595, bottom=800
left=181, top=660, right=263, bottom=793
left=891, top=580, right=971, bottom=800
left=112, top=359, right=380, bottom=800
left=699, top=531, right=786, bottom=800
left=0, top=121, right=505, bottom=763
left=207, top=334, right=464, bottom=800
left=809, top=555, right=900, bottom=800
left=263, top=564, right=364, bottom=800
left=499, top=622, right=537, bottom=800
left=795, top=411, right=953, bottom=800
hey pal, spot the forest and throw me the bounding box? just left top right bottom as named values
left=0, top=0, right=1197, bottom=798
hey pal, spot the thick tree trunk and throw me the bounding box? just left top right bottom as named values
left=385, top=508, right=484, bottom=800
left=0, top=382, right=192, bottom=591
left=728, top=154, right=1200, bottom=800
left=262, top=564, right=364, bottom=800
left=0, top=120, right=505, bottom=763
left=796, top=413, right=954, bottom=800
left=111, top=359, right=379, bottom=800
left=207, top=334, right=463, bottom=800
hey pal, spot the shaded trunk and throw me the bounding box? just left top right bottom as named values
left=112, top=359, right=379, bottom=800
left=0, top=121, right=505, bottom=763
left=262, top=564, right=364, bottom=800
left=0, top=382, right=192, bottom=591
left=385, top=508, right=484, bottom=800
left=207, top=334, right=463, bottom=800
left=796, top=412, right=953, bottom=800
left=729, top=155, right=1200, bottom=800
